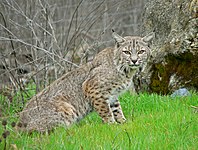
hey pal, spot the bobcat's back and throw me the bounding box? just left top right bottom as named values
left=19, top=63, right=94, bottom=132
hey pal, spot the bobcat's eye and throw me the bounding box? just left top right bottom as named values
left=123, top=51, right=131, bottom=55
left=138, top=49, right=145, bottom=54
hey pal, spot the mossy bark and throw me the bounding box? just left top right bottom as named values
left=136, top=0, right=198, bottom=94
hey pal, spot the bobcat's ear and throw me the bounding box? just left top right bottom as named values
left=142, top=32, right=155, bottom=43
left=112, top=29, right=125, bottom=43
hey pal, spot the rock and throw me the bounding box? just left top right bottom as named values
left=171, top=88, right=191, bottom=97
left=136, top=0, right=198, bottom=94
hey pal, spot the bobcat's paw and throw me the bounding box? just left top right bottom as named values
left=116, top=117, right=126, bottom=124
left=102, top=117, right=116, bottom=124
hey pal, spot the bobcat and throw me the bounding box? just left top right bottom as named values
left=18, top=30, right=153, bottom=132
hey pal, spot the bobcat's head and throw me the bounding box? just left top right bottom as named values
left=112, top=30, right=154, bottom=74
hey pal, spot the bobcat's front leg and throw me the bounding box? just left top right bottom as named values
left=110, top=100, right=126, bottom=123
left=93, top=99, right=115, bottom=123
left=82, top=80, right=115, bottom=123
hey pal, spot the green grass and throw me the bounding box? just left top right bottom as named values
left=0, top=92, right=198, bottom=150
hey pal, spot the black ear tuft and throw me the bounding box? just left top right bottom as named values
left=112, top=30, right=125, bottom=43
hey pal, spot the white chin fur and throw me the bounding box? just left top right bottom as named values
left=130, top=65, right=139, bottom=69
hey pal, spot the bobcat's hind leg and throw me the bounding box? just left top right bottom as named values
left=110, top=100, right=126, bottom=123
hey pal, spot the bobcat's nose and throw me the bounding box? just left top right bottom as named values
left=131, top=55, right=138, bottom=64
left=132, top=59, right=137, bottom=64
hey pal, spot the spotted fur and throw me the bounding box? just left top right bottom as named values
left=19, top=31, right=153, bottom=132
